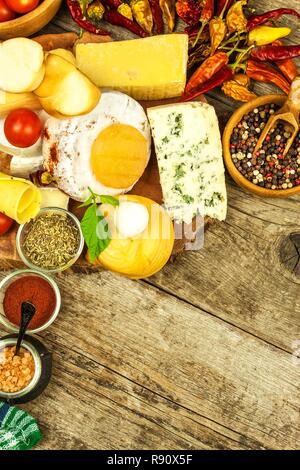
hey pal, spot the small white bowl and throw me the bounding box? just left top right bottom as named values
left=0, top=269, right=61, bottom=334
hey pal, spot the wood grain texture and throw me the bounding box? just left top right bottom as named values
left=1, top=270, right=298, bottom=450
left=0, top=0, right=300, bottom=451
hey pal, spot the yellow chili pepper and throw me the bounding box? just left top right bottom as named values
left=248, top=25, right=292, bottom=46
left=232, top=73, right=250, bottom=87
left=130, top=0, right=153, bottom=33
left=226, top=0, right=247, bottom=33
left=209, top=17, right=227, bottom=55
left=117, top=3, right=133, bottom=20
left=159, top=0, right=176, bottom=32
left=222, top=79, right=257, bottom=102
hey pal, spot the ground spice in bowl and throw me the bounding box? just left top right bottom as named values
left=3, top=275, right=56, bottom=330
left=230, top=103, right=300, bottom=190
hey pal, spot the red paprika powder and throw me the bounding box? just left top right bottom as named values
left=3, top=275, right=56, bottom=329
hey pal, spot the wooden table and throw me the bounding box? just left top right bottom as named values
left=1, top=0, right=300, bottom=450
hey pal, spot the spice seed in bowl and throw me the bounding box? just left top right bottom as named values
left=230, top=103, right=300, bottom=190
left=18, top=208, right=83, bottom=272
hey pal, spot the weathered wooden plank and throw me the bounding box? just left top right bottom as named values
left=148, top=187, right=300, bottom=353
left=0, top=270, right=295, bottom=450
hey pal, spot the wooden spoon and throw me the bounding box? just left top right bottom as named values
left=254, top=77, right=300, bottom=157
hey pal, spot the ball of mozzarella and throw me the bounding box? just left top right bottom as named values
left=115, top=202, right=149, bottom=238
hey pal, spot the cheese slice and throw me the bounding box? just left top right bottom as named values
left=75, top=34, right=188, bottom=100
left=147, top=102, right=227, bottom=224
left=40, top=187, right=69, bottom=210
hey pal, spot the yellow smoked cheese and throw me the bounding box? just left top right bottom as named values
left=0, top=172, right=41, bottom=224
left=75, top=34, right=188, bottom=100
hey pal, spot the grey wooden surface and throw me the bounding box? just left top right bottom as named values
left=0, top=0, right=300, bottom=450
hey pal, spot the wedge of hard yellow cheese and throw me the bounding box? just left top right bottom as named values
left=0, top=172, right=41, bottom=224
left=75, top=34, right=188, bottom=100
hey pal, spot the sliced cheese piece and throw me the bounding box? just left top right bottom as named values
left=10, top=155, right=44, bottom=178
left=0, top=38, right=45, bottom=93
left=40, top=187, right=69, bottom=210
left=75, top=34, right=188, bottom=100
left=0, top=172, right=41, bottom=224
left=147, top=102, right=227, bottom=224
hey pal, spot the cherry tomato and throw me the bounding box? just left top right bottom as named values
left=0, top=213, right=14, bottom=235
left=4, top=108, right=43, bottom=148
left=0, top=0, right=16, bottom=21
left=5, top=0, right=39, bottom=14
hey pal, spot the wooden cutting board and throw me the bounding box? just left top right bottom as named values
left=0, top=33, right=211, bottom=271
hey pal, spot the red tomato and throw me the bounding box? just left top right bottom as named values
left=5, top=0, right=39, bottom=14
left=4, top=108, right=42, bottom=148
left=0, top=0, right=16, bottom=21
left=0, top=213, right=14, bottom=235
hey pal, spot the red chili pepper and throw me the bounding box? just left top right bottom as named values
left=103, top=10, right=149, bottom=37
left=102, top=0, right=122, bottom=7
left=191, top=0, right=214, bottom=47
left=67, top=0, right=110, bottom=35
left=247, top=8, right=300, bottom=31
left=251, top=45, right=300, bottom=62
left=186, top=51, right=228, bottom=94
left=181, top=65, right=233, bottom=101
left=215, top=0, right=234, bottom=17
left=176, top=0, right=201, bottom=26
left=246, top=60, right=290, bottom=94
left=273, top=40, right=298, bottom=83
left=149, top=0, right=164, bottom=33
left=201, top=0, right=214, bottom=22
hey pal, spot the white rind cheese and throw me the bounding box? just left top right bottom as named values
left=147, top=102, right=227, bottom=224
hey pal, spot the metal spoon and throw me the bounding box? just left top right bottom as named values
left=14, top=302, right=36, bottom=356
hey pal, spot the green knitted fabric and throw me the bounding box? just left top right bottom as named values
left=0, top=402, right=42, bottom=450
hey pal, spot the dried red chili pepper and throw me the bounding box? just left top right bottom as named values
left=246, top=60, right=290, bottom=94
left=149, top=0, right=163, bottom=32
left=103, top=10, right=149, bottom=36
left=176, top=0, right=201, bottom=26
left=181, top=65, right=233, bottom=101
left=247, top=8, right=300, bottom=31
left=191, top=0, right=214, bottom=47
left=251, top=45, right=300, bottom=62
left=67, top=0, right=110, bottom=34
left=273, top=40, right=298, bottom=83
left=185, top=51, right=228, bottom=93
left=101, top=0, right=121, bottom=7
left=215, top=0, right=234, bottom=17
left=201, top=0, right=214, bottom=22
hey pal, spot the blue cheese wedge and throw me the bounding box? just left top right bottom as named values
left=147, top=102, right=227, bottom=224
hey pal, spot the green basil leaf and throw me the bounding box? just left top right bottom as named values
left=80, top=203, right=112, bottom=262
left=78, top=195, right=94, bottom=208
left=99, top=195, right=119, bottom=206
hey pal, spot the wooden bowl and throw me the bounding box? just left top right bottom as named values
left=223, top=94, right=300, bottom=198
left=0, top=0, right=62, bottom=40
